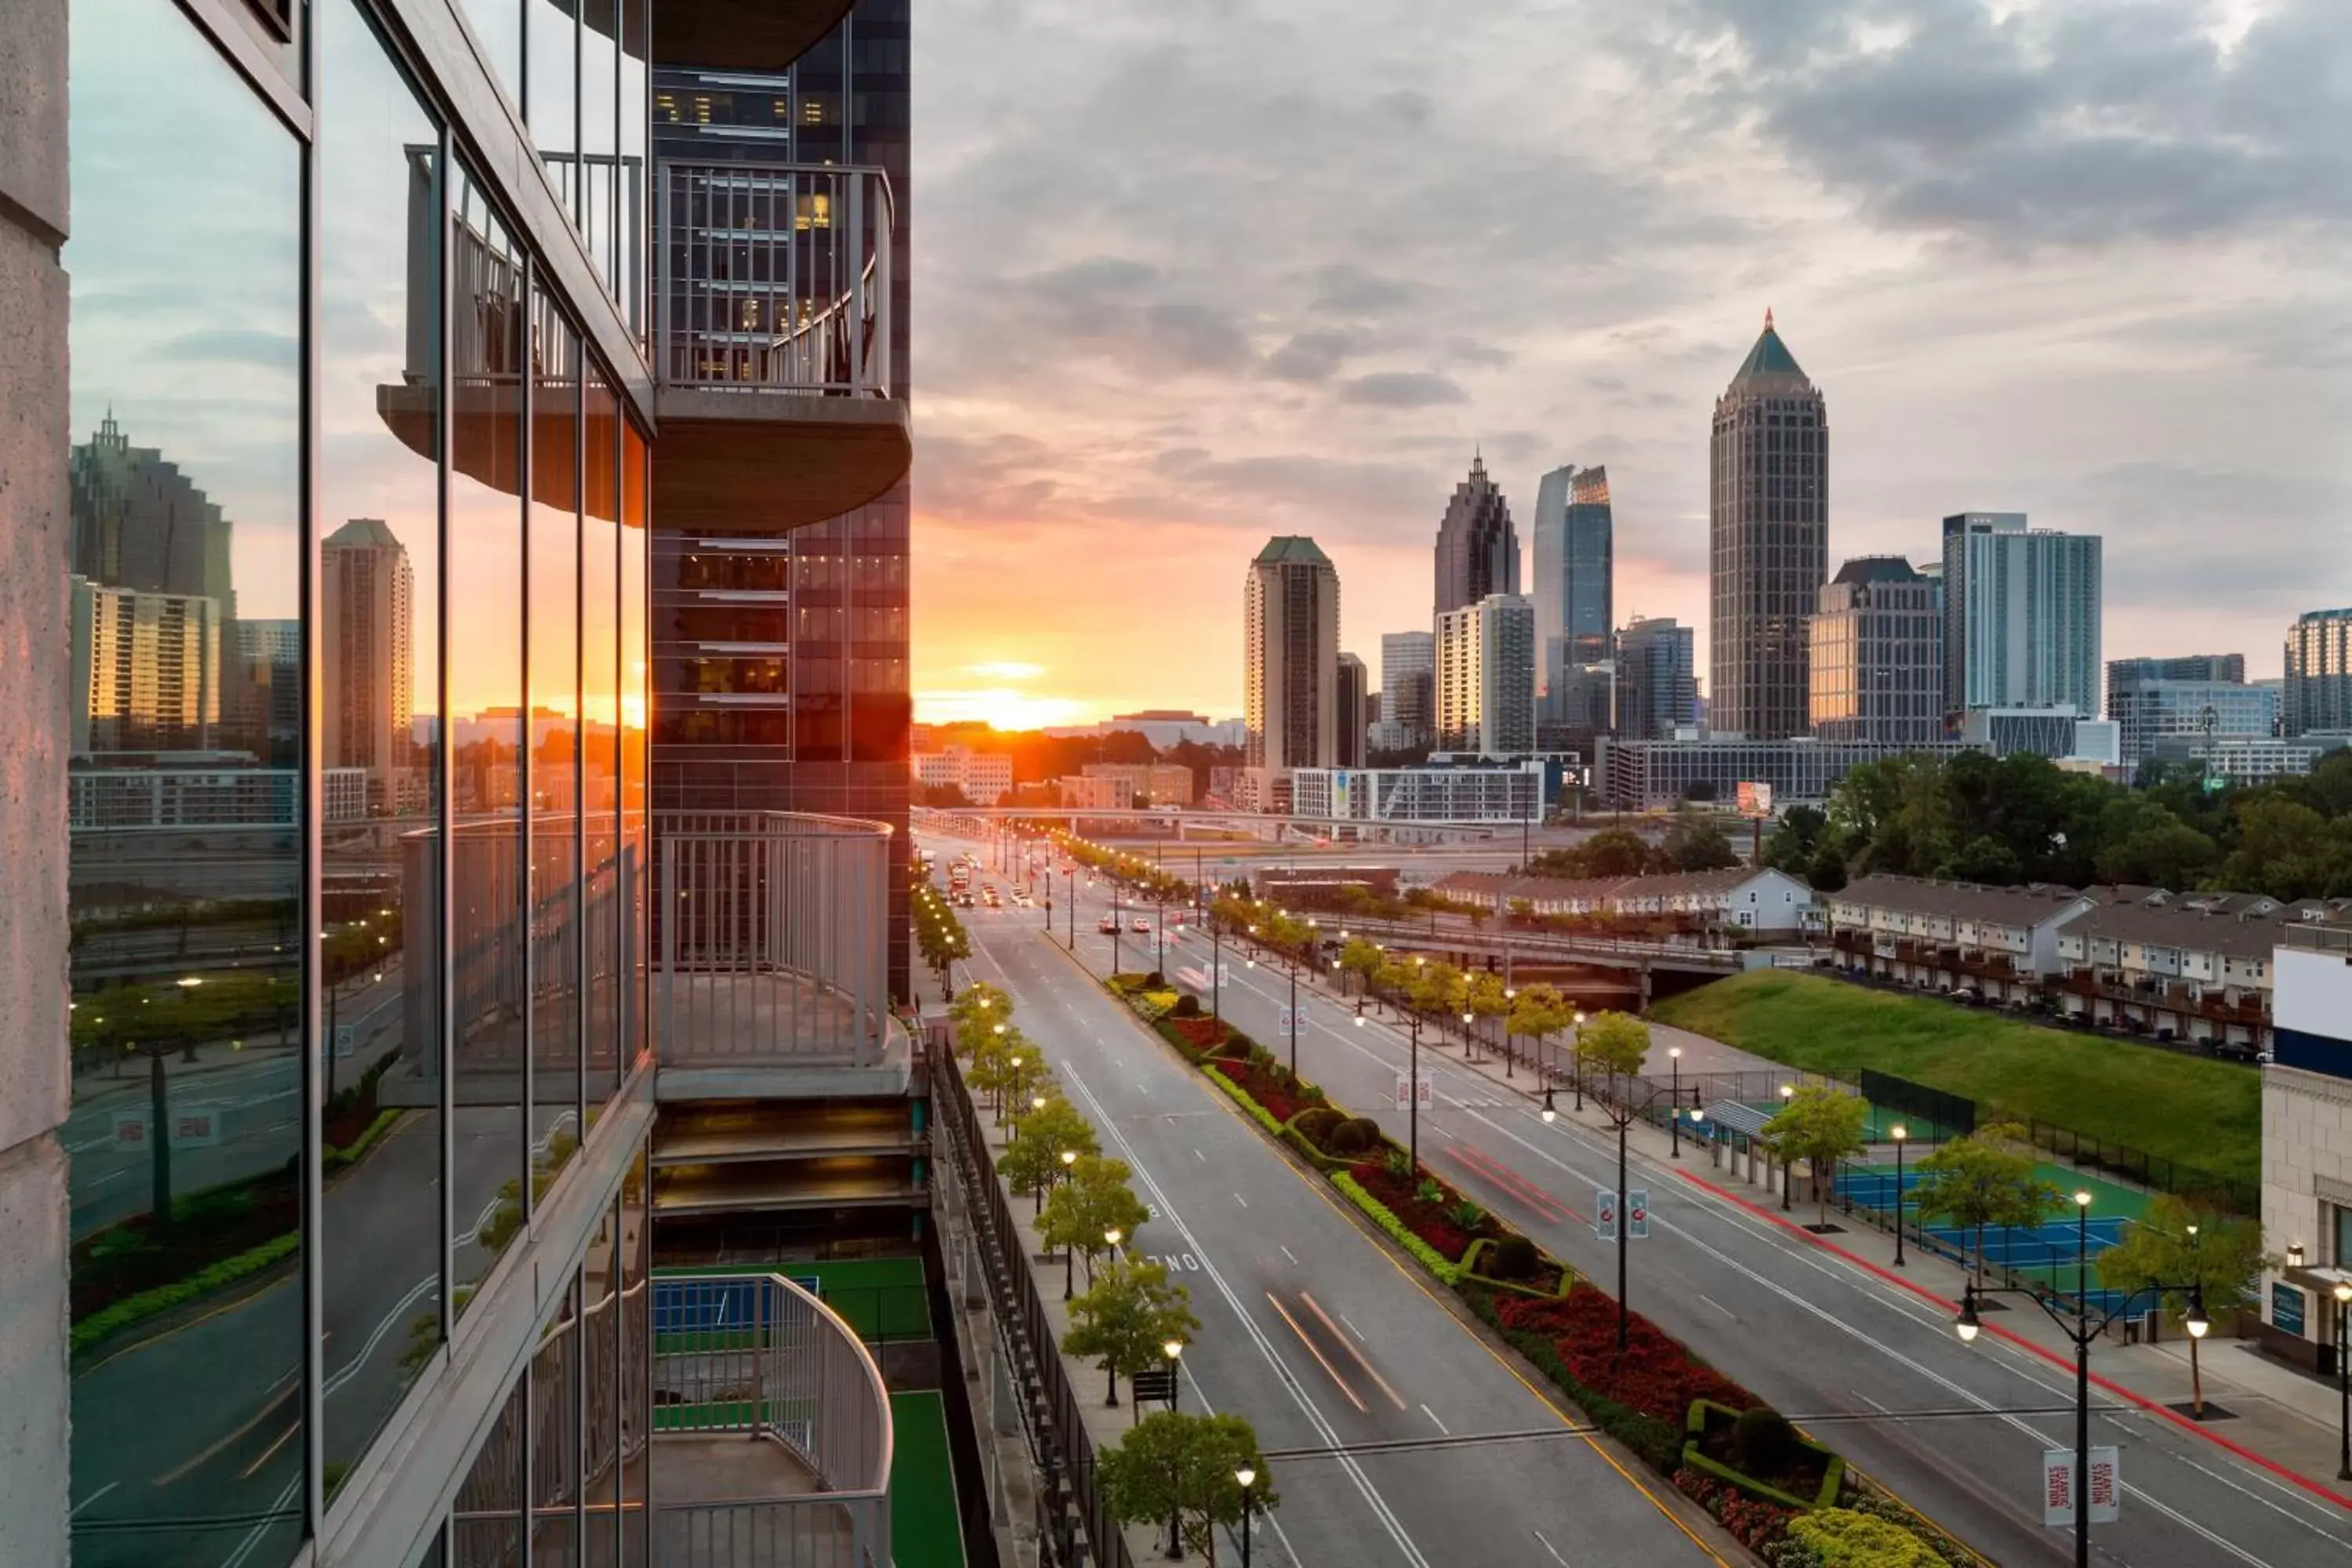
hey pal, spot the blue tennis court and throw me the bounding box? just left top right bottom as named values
left=1835, top=1164, right=2149, bottom=1313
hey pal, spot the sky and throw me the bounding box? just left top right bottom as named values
left=907, top=0, right=2352, bottom=728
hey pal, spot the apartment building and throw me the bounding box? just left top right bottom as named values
left=913, top=746, right=1016, bottom=804
left=1435, top=866, right=1817, bottom=936
left=1824, top=875, right=2098, bottom=1003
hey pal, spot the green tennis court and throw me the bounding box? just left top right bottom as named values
left=890, top=1390, right=967, bottom=1568
left=655, top=1257, right=931, bottom=1341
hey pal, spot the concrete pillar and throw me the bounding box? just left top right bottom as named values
left=0, top=0, right=72, bottom=1554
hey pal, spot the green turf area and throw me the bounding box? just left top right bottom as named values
left=657, top=1257, right=931, bottom=1340
left=889, top=1390, right=967, bottom=1568
left=1651, top=971, right=2258, bottom=1187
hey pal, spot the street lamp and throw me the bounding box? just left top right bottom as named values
left=1163, top=1334, right=1189, bottom=1558
left=1669, top=1047, right=1684, bottom=1158
left=1236, top=1466, right=1258, bottom=1568
left=1890, top=1123, right=1909, bottom=1267
left=2336, top=1279, right=2352, bottom=1481
left=1598, top=1078, right=1704, bottom=1350
left=1778, top=1083, right=1796, bottom=1210
left=1541, top=1086, right=1556, bottom=1123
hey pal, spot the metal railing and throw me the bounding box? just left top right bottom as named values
left=654, top=811, right=891, bottom=1068
left=652, top=1273, right=892, bottom=1568
left=657, top=161, right=895, bottom=397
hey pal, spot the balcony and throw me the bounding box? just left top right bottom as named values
left=651, top=1272, right=893, bottom=1568
left=654, top=162, right=909, bottom=536
left=655, top=0, right=858, bottom=74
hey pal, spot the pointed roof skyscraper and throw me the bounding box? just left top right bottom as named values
left=1433, top=452, right=1518, bottom=619
left=1730, top=307, right=1812, bottom=386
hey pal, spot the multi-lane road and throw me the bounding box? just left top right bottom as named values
left=946, top=852, right=1730, bottom=1568
left=963, top=848, right=2352, bottom=1568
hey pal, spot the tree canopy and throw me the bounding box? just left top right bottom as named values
left=1063, top=1258, right=1202, bottom=1417
left=1576, top=1011, right=1650, bottom=1080
left=1909, top=1123, right=2061, bottom=1287
left=1761, top=1087, right=1871, bottom=1227
left=1096, top=1412, right=1273, bottom=1566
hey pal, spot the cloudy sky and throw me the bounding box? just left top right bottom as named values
left=906, top=0, right=2352, bottom=728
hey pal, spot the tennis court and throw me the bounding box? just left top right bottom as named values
left=1834, top=1161, right=2154, bottom=1312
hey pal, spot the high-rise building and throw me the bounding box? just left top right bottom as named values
left=1378, top=630, right=1436, bottom=750
left=321, top=517, right=416, bottom=811
left=2107, top=657, right=2275, bottom=766
left=1614, top=616, right=1699, bottom=740
left=1809, top=557, right=1941, bottom=744
left=2285, top=611, right=2352, bottom=735
left=68, top=410, right=238, bottom=614
left=67, top=575, right=221, bottom=753
left=230, top=618, right=302, bottom=757
left=1941, top=512, right=2103, bottom=719
left=1710, top=310, right=1828, bottom=740
left=1436, top=593, right=1537, bottom=757
left=1243, top=536, right=1341, bottom=770
left=1433, top=452, right=1519, bottom=619
left=1336, top=652, right=1370, bottom=768
left=1530, top=463, right=1613, bottom=722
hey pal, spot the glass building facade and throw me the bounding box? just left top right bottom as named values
left=56, top=0, right=653, bottom=1559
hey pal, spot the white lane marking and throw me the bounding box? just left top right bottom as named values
left=68, top=1481, right=119, bottom=1519
left=322, top=1272, right=440, bottom=1397
left=1194, top=1148, right=1206, bottom=1161
left=1533, top=1527, right=1573, bottom=1567
left=1422, top=1402, right=1450, bottom=1436
left=1235, top=1192, right=1250, bottom=1209
left=1281, top=1244, right=1299, bottom=1265
left=1341, top=1313, right=1368, bottom=1343
left=1699, top=1294, right=1736, bottom=1319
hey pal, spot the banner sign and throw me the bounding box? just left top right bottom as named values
left=1597, top=1188, right=1618, bottom=1242
left=2042, top=1447, right=2120, bottom=1526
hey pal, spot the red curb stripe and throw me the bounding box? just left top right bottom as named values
left=1673, top=1166, right=2352, bottom=1512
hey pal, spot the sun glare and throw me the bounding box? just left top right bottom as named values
left=916, top=688, right=1090, bottom=730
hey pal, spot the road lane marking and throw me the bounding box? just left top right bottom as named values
left=1699, top=1295, right=1736, bottom=1319
left=68, top=1481, right=118, bottom=1518
left=1280, top=1244, right=1299, bottom=1264
left=1194, top=1148, right=1205, bottom=1161
left=1301, top=1291, right=1405, bottom=1410
left=1533, top=1528, right=1572, bottom=1566
left=1340, top=1313, right=1367, bottom=1343
left=1235, top=1192, right=1249, bottom=1208
left=1265, top=1291, right=1368, bottom=1413
left=1422, top=1403, right=1450, bottom=1435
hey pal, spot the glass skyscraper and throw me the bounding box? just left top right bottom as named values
left=1709, top=311, right=1828, bottom=741
left=1530, top=463, right=1615, bottom=732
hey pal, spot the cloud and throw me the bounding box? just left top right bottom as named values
left=1338, top=371, right=1468, bottom=408
left=1265, top=328, right=1369, bottom=383
left=158, top=328, right=299, bottom=370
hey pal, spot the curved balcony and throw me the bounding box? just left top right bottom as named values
left=655, top=163, right=909, bottom=536
left=652, top=1272, right=893, bottom=1567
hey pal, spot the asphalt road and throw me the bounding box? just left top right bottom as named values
left=953, top=886, right=1729, bottom=1568
left=1033, top=879, right=2352, bottom=1568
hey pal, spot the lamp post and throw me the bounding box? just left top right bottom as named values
left=2336, top=1279, right=2352, bottom=1481
left=1598, top=1079, right=1704, bottom=1351
left=1287, top=955, right=1300, bottom=1080
left=1778, top=1083, right=1796, bottom=1210
left=1890, top=1123, right=1909, bottom=1267
left=1236, top=1466, right=1258, bottom=1568
left=1501, top=988, right=1515, bottom=1079
left=1955, top=1189, right=2209, bottom=1568
left=1669, top=1047, right=1683, bottom=1158
left=1163, top=1337, right=1187, bottom=1559
left=1211, top=909, right=1224, bottom=1021
left=1571, top=1012, right=1587, bottom=1111
left=1406, top=1011, right=1423, bottom=1168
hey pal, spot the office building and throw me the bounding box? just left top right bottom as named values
left=4, top=1, right=951, bottom=1565
left=1597, top=735, right=1980, bottom=810
left=1710, top=310, right=1828, bottom=740
left=1336, top=652, right=1370, bottom=767
left=321, top=517, right=416, bottom=811
left=2285, top=611, right=2352, bottom=736
left=67, top=575, right=221, bottom=754
left=1809, top=557, right=1941, bottom=745
left=2150, top=733, right=2348, bottom=783
left=1959, top=706, right=2119, bottom=764
left=1436, top=592, right=1537, bottom=757
left=1057, top=774, right=1134, bottom=809
left=1531, top=463, right=1613, bottom=721
left=1082, top=760, right=1196, bottom=805
left=1379, top=630, right=1436, bottom=750
left=1433, top=452, right=1519, bottom=618
left=911, top=746, right=1015, bottom=805
left=1941, top=512, right=2103, bottom=719
left=1243, top=535, right=1341, bottom=771
left=2107, top=657, right=2276, bottom=767
left=1614, top=616, right=1699, bottom=741
left=1290, top=760, right=1545, bottom=824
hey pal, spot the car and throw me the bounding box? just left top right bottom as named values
left=1131, top=917, right=1151, bottom=934
left=1098, top=916, right=1120, bottom=935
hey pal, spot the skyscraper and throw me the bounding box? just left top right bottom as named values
left=322, top=517, right=416, bottom=811
left=230, top=618, right=302, bottom=758
left=1941, top=512, right=2103, bottom=719
left=2107, top=657, right=2274, bottom=765
left=1379, top=630, right=1436, bottom=751
left=1808, top=557, right=1941, bottom=744
left=1433, top=452, right=1519, bottom=619
left=1709, top=310, right=1828, bottom=739
left=1530, top=463, right=1613, bottom=721
left=1436, top=593, right=1537, bottom=757
left=1614, top=617, right=1699, bottom=740
left=68, top=575, right=221, bottom=753
left=2285, top=611, right=2352, bottom=735
left=1243, top=536, right=1341, bottom=771
left=1336, top=652, right=1369, bottom=768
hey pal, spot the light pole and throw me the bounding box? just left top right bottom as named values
left=1236, top=1466, right=1258, bottom=1568
left=1890, top=1123, right=1909, bottom=1266
left=1163, top=1337, right=1187, bottom=1559
left=1571, top=1012, right=1587, bottom=1112
left=2336, top=1279, right=2352, bottom=1480
left=1669, top=1046, right=1683, bottom=1158
left=1112, top=880, right=1123, bottom=974
left=1288, top=956, right=1300, bottom=1080
left=1501, top=989, right=1515, bottom=1079
left=1059, top=1148, right=1080, bottom=1298
left=1406, top=1011, right=1424, bottom=1168
left=1211, top=909, right=1224, bottom=1021
left=1778, top=1082, right=1796, bottom=1210
left=1067, top=868, right=1076, bottom=951
left=1956, top=1189, right=2209, bottom=1568
left=1597, top=1079, right=1704, bottom=1350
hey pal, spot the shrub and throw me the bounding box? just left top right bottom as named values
left=1735, top=1406, right=1801, bottom=1482
left=1143, top=971, right=1166, bottom=989
left=1171, top=993, right=1201, bottom=1018
left=1450, top=1198, right=1486, bottom=1230
left=1414, top=1178, right=1444, bottom=1207
left=1489, top=1235, right=1540, bottom=1281
left=1292, top=1106, right=1343, bottom=1145
left=1204, top=1065, right=1284, bottom=1137
left=1784, top=1508, right=1944, bottom=1567
left=1332, top=1173, right=1461, bottom=1285
left=1382, top=1146, right=1414, bottom=1180
left=1329, top=1119, right=1371, bottom=1155
left=1341, top=1116, right=1381, bottom=1149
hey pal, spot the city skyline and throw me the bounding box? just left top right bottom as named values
left=909, top=1, right=2350, bottom=724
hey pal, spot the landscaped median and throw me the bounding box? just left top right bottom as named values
left=1101, top=967, right=1982, bottom=1567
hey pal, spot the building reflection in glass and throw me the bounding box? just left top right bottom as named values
left=531, top=286, right=584, bottom=1187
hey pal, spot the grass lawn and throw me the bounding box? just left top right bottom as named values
left=655, top=1257, right=931, bottom=1341
left=1651, top=971, right=2259, bottom=1188
left=890, top=1390, right=967, bottom=1568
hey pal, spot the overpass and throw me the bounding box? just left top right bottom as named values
left=913, top=803, right=1516, bottom=845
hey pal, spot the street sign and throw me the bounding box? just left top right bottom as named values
left=1596, top=1188, right=1618, bottom=1241
left=113, top=1110, right=222, bottom=1149
left=112, top=1112, right=151, bottom=1152
left=334, top=1023, right=356, bottom=1058
left=1737, top=781, right=1774, bottom=818
left=1279, top=1005, right=1306, bottom=1036
left=1129, top=1368, right=1178, bottom=1405
left=1628, top=1189, right=1650, bottom=1240
left=1392, top=1071, right=1434, bottom=1112
left=2042, top=1447, right=2120, bottom=1526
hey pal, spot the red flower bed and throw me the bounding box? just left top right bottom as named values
left=1163, top=1016, right=1227, bottom=1053
left=1673, top=1469, right=1796, bottom=1554
left=1219, top=1059, right=1307, bottom=1123
left=1348, top=1160, right=1501, bottom=1262
left=1492, top=1287, right=1755, bottom=1426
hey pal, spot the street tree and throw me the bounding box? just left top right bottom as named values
left=1096, top=1411, right=1274, bottom=1568
left=2096, top=1194, right=2272, bottom=1417
left=1062, top=1258, right=1201, bottom=1417
left=1338, top=937, right=1385, bottom=995
left=1761, top=1086, right=1871, bottom=1228
left=1038, top=1154, right=1150, bottom=1294
left=1575, top=1010, right=1650, bottom=1091
left=1910, top=1123, right=2061, bottom=1290
left=1506, top=983, right=1574, bottom=1077
left=1000, top=1098, right=1098, bottom=1210
left=967, top=1023, right=1040, bottom=1120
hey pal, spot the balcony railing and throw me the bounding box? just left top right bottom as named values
left=652, top=1273, right=893, bottom=1568
left=657, top=162, right=895, bottom=397
left=654, top=811, right=891, bottom=1068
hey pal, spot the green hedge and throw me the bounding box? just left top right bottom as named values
left=1331, top=1172, right=1462, bottom=1285
left=1279, top=1110, right=1355, bottom=1172
left=1682, top=1399, right=1846, bottom=1512
left=1459, top=1238, right=1576, bottom=1299
left=1203, top=1065, right=1287, bottom=1138
left=323, top=1108, right=402, bottom=1174
left=71, top=1230, right=300, bottom=1356
left=1462, top=1287, right=1682, bottom=1473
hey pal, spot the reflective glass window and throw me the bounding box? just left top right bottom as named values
left=451, top=1377, right=526, bottom=1563
left=526, top=0, right=579, bottom=212
left=619, top=0, right=650, bottom=336
left=532, top=1279, right=583, bottom=1563
left=581, top=0, right=619, bottom=292
left=530, top=292, right=583, bottom=1189
left=582, top=1195, right=624, bottom=1567
left=66, top=2, right=304, bottom=1559
left=622, top=430, right=648, bottom=1072
left=583, top=369, right=622, bottom=1104
left=447, top=163, right=530, bottom=1309
left=316, top=0, right=446, bottom=1471
left=619, top=1153, right=650, bottom=1565
left=455, top=0, right=521, bottom=109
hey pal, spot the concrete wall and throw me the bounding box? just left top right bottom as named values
left=2261, top=948, right=2352, bottom=1349
left=0, top=0, right=73, bottom=1557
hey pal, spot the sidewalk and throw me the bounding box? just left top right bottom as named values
left=1275, top=956, right=2352, bottom=1509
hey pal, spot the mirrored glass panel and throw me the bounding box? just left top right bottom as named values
left=447, top=163, right=530, bottom=1310
left=583, top=369, right=622, bottom=1105
left=582, top=0, right=619, bottom=292
left=581, top=1194, right=623, bottom=1568
left=530, top=292, right=583, bottom=1191
left=621, top=430, right=649, bottom=1073
left=532, top=1279, right=583, bottom=1563
left=619, top=0, right=650, bottom=336
left=618, top=1152, right=650, bottom=1566
left=316, top=0, right=448, bottom=1472
left=454, top=0, right=521, bottom=109
left=66, top=1, right=305, bottom=1559
left=527, top=0, right=579, bottom=212
left=451, top=1377, right=526, bottom=1565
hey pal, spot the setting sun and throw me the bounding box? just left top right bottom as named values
left=915, top=688, right=1092, bottom=731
